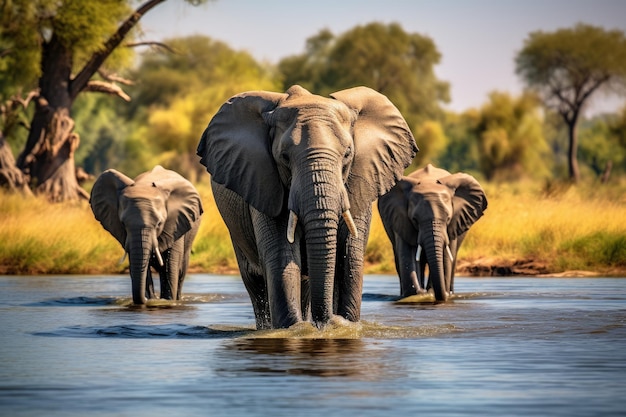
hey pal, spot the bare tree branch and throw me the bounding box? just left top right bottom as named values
left=125, top=41, right=177, bottom=54
left=69, top=0, right=167, bottom=99
left=84, top=80, right=131, bottom=102
left=97, top=69, right=134, bottom=86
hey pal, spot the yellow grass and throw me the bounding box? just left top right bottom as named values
left=0, top=192, right=121, bottom=274
left=459, top=181, right=626, bottom=274
left=1, top=179, right=625, bottom=276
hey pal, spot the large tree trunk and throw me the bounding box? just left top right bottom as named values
left=0, top=134, right=32, bottom=196
left=15, top=33, right=87, bottom=202
left=14, top=1, right=166, bottom=202
left=22, top=106, right=88, bottom=202
left=566, top=118, right=580, bottom=183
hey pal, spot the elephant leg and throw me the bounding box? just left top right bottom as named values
left=301, top=275, right=311, bottom=321
left=419, top=255, right=428, bottom=290
left=250, top=207, right=302, bottom=329
left=178, top=218, right=201, bottom=300
left=394, top=233, right=423, bottom=297
left=335, top=209, right=371, bottom=322
left=146, top=267, right=156, bottom=299
left=233, top=244, right=271, bottom=330
left=161, top=239, right=185, bottom=300
left=448, top=233, right=466, bottom=294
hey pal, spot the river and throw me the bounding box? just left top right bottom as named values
left=0, top=274, right=624, bottom=416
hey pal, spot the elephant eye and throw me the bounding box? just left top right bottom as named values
left=343, top=147, right=352, bottom=161
left=280, top=151, right=290, bottom=165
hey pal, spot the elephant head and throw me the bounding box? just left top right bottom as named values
left=378, top=164, right=487, bottom=301
left=90, top=166, right=203, bottom=305
left=197, top=85, right=417, bottom=325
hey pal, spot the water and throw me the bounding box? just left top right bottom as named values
left=0, top=274, right=625, bottom=417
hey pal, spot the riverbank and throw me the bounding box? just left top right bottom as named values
left=1, top=180, right=625, bottom=277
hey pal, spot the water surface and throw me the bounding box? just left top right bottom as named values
left=0, top=274, right=624, bottom=416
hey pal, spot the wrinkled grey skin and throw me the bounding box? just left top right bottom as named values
left=197, top=85, right=417, bottom=329
left=90, top=166, right=203, bottom=305
left=378, top=164, right=487, bottom=301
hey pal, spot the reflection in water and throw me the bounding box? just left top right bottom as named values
left=217, top=337, right=397, bottom=380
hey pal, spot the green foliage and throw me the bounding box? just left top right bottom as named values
left=516, top=24, right=626, bottom=101
left=515, top=23, right=626, bottom=181
left=440, top=92, right=550, bottom=180
left=0, top=0, right=134, bottom=97
left=578, top=112, right=626, bottom=179
left=101, top=35, right=282, bottom=179
left=72, top=93, right=133, bottom=174
left=278, top=22, right=449, bottom=133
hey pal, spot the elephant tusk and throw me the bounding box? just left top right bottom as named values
left=446, top=245, right=454, bottom=262
left=416, top=245, right=422, bottom=262
left=342, top=210, right=358, bottom=239
left=117, top=251, right=128, bottom=266
left=287, top=210, right=298, bottom=244
left=153, top=234, right=164, bottom=267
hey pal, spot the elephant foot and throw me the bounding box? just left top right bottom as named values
left=401, top=287, right=427, bottom=298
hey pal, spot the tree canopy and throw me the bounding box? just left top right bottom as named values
left=0, top=0, right=206, bottom=201
left=101, top=35, right=281, bottom=180
left=516, top=23, right=626, bottom=182
left=279, top=23, right=449, bottom=157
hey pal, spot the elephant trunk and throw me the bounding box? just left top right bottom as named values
left=421, top=220, right=448, bottom=301
left=128, top=228, right=158, bottom=305
left=294, top=158, right=345, bottom=327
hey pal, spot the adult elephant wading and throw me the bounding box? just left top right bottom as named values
left=197, top=85, right=417, bottom=329
left=378, top=164, right=487, bottom=301
left=90, top=166, right=203, bottom=305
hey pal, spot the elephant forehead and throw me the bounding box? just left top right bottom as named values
left=121, top=185, right=164, bottom=202
left=282, top=96, right=353, bottom=121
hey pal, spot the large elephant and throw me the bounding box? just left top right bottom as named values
left=197, top=85, right=417, bottom=329
left=90, top=166, right=203, bottom=305
left=378, top=164, right=487, bottom=301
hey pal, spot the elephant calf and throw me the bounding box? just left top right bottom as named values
left=90, top=166, right=203, bottom=304
left=378, top=164, right=487, bottom=301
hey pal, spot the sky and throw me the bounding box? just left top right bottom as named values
left=140, top=0, right=626, bottom=115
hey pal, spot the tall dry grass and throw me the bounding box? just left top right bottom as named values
left=1, top=179, right=625, bottom=276
left=459, top=181, right=626, bottom=274
left=0, top=192, right=121, bottom=274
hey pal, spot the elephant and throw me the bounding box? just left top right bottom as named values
left=90, top=165, right=203, bottom=305
left=197, top=85, right=417, bottom=329
left=377, top=164, right=487, bottom=301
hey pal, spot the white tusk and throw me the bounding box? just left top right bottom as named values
left=287, top=210, right=298, bottom=244
left=342, top=210, right=358, bottom=239
left=117, top=251, right=128, bottom=266
left=446, top=245, right=454, bottom=262
left=416, top=244, right=422, bottom=262
left=153, top=235, right=164, bottom=267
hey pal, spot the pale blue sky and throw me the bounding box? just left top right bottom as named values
left=140, top=0, right=626, bottom=115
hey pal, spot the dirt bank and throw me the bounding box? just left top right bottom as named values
left=456, top=257, right=625, bottom=277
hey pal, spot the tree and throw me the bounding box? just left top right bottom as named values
left=110, top=35, right=281, bottom=180
left=278, top=22, right=450, bottom=158
left=476, top=92, right=550, bottom=181
left=516, top=23, right=626, bottom=182
left=578, top=110, right=626, bottom=182
left=0, top=0, right=205, bottom=201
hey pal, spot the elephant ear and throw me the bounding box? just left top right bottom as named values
left=90, top=169, right=134, bottom=247
left=153, top=167, right=204, bottom=251
left=377, top=178, right=418, bottom=244
left=197, top=91, right=287, bottom=217
left=438, top=173, right=488, bottom=239
left=330, top=86, right=418, bottom=216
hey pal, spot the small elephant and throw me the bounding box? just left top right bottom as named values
left=90, top=166, right=203, bottom=305
left=197, top=85, right=417, bottom=329
left=378, top=164, right=487, bottom=301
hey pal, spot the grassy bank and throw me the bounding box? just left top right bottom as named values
left=1, top=180, right=625, bottom=276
